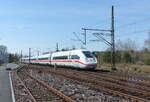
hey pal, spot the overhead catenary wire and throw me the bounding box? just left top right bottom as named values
left=116, top=29, right=150, bottom=38
left=85, top=18, right=110, bottom=28
left=72, top=32, right=85, bottom=45
left=116, top=16, right=150, bottom=30
left=92, top=33, right=112, bottom=46
left=114, top=16, right=150, bottom=39
left=80, top=6, right=116, bottom=70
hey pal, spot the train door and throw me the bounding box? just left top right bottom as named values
left=69, top=52, right=72, bottom=67
left=49, top=53, right=51, bottom=65
left=70, top=54, right=79, bottom=68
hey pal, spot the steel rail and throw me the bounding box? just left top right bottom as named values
left=28, top=65, right=149, bottom=102
left=16, top=72, right=37, bottom=102
left=47, top=69, right=150, bottom=102
left=48, top=70, right=149, bottom=102
left=26, top=73, right=76, bottom=102
left=89, top=71, right=150, bottom=87
left=63, top=69, right=150, bottom=92
left=87, top=71, right=150, bottom=91
left=30, top=66, right=150, bottom=97
left=86, top=71, right=150, bottom=90
left=50, top=70, right=150, bottom=96
left=55, top=68, right=150, bottom=89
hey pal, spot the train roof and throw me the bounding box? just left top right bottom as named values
left=57, top=49, right=89, bottom=52
left=22, top=49, right=91, bottom=59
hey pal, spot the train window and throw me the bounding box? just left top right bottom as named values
left=71, top=55, right=80, bottom=59
left=53, top=56, right=68, bottom=60
left=82, top=51, right=94, bottom=58
left=31, top=58, right=36, bottom=60
left=38, top=58, right=48, bottom=60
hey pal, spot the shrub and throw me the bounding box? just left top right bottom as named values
left=144, top=59, right=150, bottom=65
left=102, top=51, right=111, bottom=63
left=115, top=51, right=122, bottom=63
left=123, top=52, right=132, bottom=63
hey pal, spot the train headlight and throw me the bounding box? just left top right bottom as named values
left=93, top=58, right=96, bottom=62
left=86, top=58, right=89, bottom=62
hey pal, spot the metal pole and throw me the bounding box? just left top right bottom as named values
left=29, top=48, right=31, bottom=64
left=21, top=50, right=22, bottom=62
left=84, top=29, right=86, bottom=45
left=37, top=51, right=39, bottom=56
left=111, top=6, right=116, bottom=70
left=56, top=43, right=59, bottom=51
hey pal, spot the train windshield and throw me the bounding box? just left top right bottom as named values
left=82, top=51, right=94, bottom=58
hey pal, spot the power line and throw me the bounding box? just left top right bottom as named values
left=116, top=17, right=150, bottom=30
left=116, top=29, right=150, bottom=38
left=82, top=28, right=111, bottom=32
left=85, top=18, right=110, bottom=28
left=92, top=33, right=112, bottom=46
left=72, top=32, right=85, bottom=45
left=82, top=6, right=116, bottom=70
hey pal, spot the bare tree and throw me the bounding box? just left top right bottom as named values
left=0, top=45, right=7, bottom=55
left=144, top=32, right=150, bottom=51
left=115, top=39, right=124, bottom=51
left=116, top=38, right=137, bottom=51
left=0, top=45, right=8, bottom=63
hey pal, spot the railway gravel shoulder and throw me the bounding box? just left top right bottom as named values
left=28, top=66, right=133, bottom=102
left=11, top=71, right=37, bottom=102
left=29, top=65, right=150, bottom=102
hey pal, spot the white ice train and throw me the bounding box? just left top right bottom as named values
left=21, top=49, right=97, bottom=69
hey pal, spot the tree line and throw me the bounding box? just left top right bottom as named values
left=97, top=32, right=150, bottom=65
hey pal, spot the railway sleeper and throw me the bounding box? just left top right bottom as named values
left=48, top=70, right=150, bottom=101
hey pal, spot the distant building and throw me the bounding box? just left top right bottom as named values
left=0, top=45, right=9, bottom=63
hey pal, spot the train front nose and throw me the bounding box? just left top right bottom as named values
left=85, top=58, right=97, bottom=68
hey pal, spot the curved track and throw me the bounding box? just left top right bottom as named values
left=17, top=67, right=75, bottom=102
left=30, top=65, right=150, bottom=102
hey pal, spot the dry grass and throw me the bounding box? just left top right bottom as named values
left=97, top=63, right=150, bottom=73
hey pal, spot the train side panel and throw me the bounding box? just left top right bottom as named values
left=21, top=50, right=97, bottom=69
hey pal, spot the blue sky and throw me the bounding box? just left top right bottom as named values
left=0, top=0, right=150, bottom=55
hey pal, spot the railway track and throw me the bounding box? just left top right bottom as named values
left=18, top=66, right=125, bottom=102
left=59, top=69, right=150, bottom=92
left=47, top=67, right=150, bottom=90
left=16, top=67, right=75, bottom=102
left=88, top=70, right=150, bottom=87
left=48, top=70, right=150, bottom=100
left=11, top=71, right=37, bottom=102
left=31, top=65, right=150, bottom=91
left=29, top=65, right=150, bottom=102
left=107, top=71, right=150, bottom=82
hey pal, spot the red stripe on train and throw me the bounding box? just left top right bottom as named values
left=30, top=60, right=96, bottom=66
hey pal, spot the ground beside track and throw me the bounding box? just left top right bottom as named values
left=0, top=63, right=18, bottom=102
left=25, top=65, right=136, bottom=102
left=10, top=63, right=150, bottom=102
